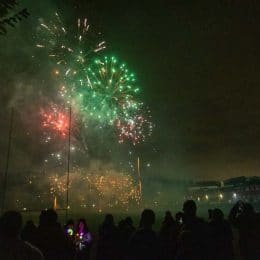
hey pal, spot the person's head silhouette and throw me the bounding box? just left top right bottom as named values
left=140, top=209, right=155, bottom=229
left=212, top=208, right=224, bottom=222
left=125, top=217, right=133, bottom=226
left=39, top=208, right=58, bottom=227
left=77, top=218, right=88, bottom=233
left=183, top=200, right=197, bottom=218
left=102, top=214, right=115, bottom=228
left=45, top=209, right=58, bottom=226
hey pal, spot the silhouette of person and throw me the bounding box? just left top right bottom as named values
left=117, top=218, right=128, bottom=258
left=208, top=209, right=213, bottom=221
left=125, top=217, right=136, bottom=237
left=176, top=200, right=209, bottom=260
left=0, top=211, right=44, bottom=260
left=128, top=209, right=159, bottom=260
left=97, top=214, right=119, bottom=260
left=175, top=211, right=185, bottom=226
left=21, top=220, right=38, bottom=246
left=75, top=218, right=92, bottom=260
left=209, top=208, right=234, bottom=260
left=36, top=209, right=74, bottom=260
left=229, top=201, right=260, bottom=260
left=159, top=211, right=178, bottom=259
left=118, top=217, right=136, bottom=258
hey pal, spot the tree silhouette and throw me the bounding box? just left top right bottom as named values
left=0, top=0, right=29, bottom=35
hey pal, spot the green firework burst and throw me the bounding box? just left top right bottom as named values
left=77, top=55, right=142, bottom=124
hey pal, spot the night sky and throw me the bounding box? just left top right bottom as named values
left=1, top=0, right=260, bottom=183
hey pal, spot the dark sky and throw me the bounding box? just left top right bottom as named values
left=83, top=0, right=260, bottom=180
left=1, top=0, right=260, bottom=181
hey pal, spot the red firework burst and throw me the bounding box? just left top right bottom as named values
left=41, top=104, right=69, bottom=137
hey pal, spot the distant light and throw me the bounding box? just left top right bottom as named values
left=205, top=194, right=209, bottom=200
left=233, top=193, right=237, bottom=199
left=219, top=193, right=223, bottom=199
left=146, top=163, right=151, bottom=167
left=197, top=197, right=201, bottom=201
left=92, top=204, right=96, bottom=208
left=23, top=208, right=27, bottom=211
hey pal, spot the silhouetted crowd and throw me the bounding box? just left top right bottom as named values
left=0, top=200, right=259, bottom=259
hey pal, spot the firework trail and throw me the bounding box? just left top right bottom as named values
left=37, top=13, right=106, bottom=77
left=37, top=13, right=106, bottom=109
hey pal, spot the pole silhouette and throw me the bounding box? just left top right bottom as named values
left=1, top=107, right=14, bottom=213
left=66, top=106, right=72, bottom=220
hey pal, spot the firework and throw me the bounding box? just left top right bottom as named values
left=85, top=172, right=140, bottom=207
left=41, top=103, right=70, bottom=138
left=38, top=17, right=152, bottom=144
left=48, top=167, right=140, bottom=210
left=75, top=55, right=142, bottom=125
left=36, top=14, right=153, bottom=201
left=37, top=13, right=105, bottom=79
left=116, top=109, right=153, bottom=145
left=40, top=103, right=91, bottom=168
left=49, top=174, right=67, bottom=196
